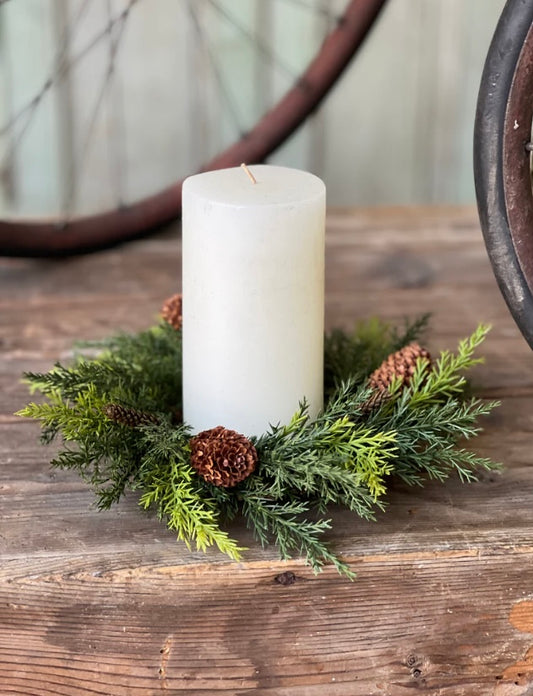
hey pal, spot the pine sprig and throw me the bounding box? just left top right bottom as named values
left=402, top=323, right=491, bottom=408
left=361, top=325, right=500, bottom=485
left=17, top=314, right=500, bottom=578
left=391, top=313, right=432, bottom=350
left=239, top=488, right=355, bottom=579
left=17, top=383, right=109, bottom=443
left=324, top=313, right=430, bottom=394
left=378, top=395, right=500, bottom=485
left=139, top=456, right=243, bottom=561
left=134, top=420, right=244, bottom=559
left=256, top=400, right=397, bottom=503
left=17, top=384, right=145, bottom=507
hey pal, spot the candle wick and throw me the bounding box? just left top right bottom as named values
left=241, top=163, right=257, bottom=185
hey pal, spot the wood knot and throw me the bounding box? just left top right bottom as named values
left=406, top=654, right=419, bottom=668
left=158, top=634, right=174, bottom=688
left=274, top=571, right=297, bottom=586
left=404, top=653, right=426, bottom=683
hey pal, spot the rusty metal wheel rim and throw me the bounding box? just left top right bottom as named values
left=0, top=0, right=388, bottom=257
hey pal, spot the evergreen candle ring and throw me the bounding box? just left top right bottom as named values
left=18, top=295, right=501, bottom=579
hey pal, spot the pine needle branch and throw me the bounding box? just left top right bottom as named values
left=239, top=488, right=355, bottom=579
left=137, top=420, right=244, bottom=561
left=256, top=392, right=397, bottom=504
left=324, top=314, right=430, bottom=393
left=139, top=455, right=243, bottom=561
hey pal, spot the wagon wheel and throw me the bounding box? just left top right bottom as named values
left=0, top=0, right=387, bottom=257
left=474, top=0, right=533, bottom=349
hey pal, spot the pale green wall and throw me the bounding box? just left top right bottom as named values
left=271, top=0, right=507, bottom=206
left=0, top=0, right=507, bottom=216
left=327, top=0, right=507, bottom=206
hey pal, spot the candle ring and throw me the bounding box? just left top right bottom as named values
left=18, top=298, right=499, bottom=580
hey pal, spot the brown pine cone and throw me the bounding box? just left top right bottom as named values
left=103, top=403, right=159, bottom=428
left=161, top=293, right=182, bottom=330
left=368, top=343, right=432, bottom=393
left=359, top=388, right=392, bottom=415
left=190, top=426, right=258, bottom=488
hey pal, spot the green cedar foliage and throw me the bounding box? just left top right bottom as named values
left=17, top=317, right=500, bottom=578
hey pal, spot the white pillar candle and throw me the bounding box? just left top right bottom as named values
left=182, top=164, right=325, bottom=436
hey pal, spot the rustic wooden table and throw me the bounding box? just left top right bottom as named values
left=2, top=207, right=533, bottom=696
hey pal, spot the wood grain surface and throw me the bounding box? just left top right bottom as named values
left=2, top=207, right=533, bottom=696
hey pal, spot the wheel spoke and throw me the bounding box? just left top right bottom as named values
left=0, top=102, right=39, bottom=188
left=105, top=0, right=127, bottom=211
left=275, top=0, right=340, bottom=22
left=205, top=0, right=296, bottom=81
left=64, top=0, right=133, bottom=219
left=0, top=0, right=90, bottom=142
left=187, top=0, right=244, bottom=137
left=0, top=0, right=134, bottom=140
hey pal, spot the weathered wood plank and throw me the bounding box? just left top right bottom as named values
left=2, top=554, right=533, bottom=695
left=2, top=207, right=533, bottom=695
